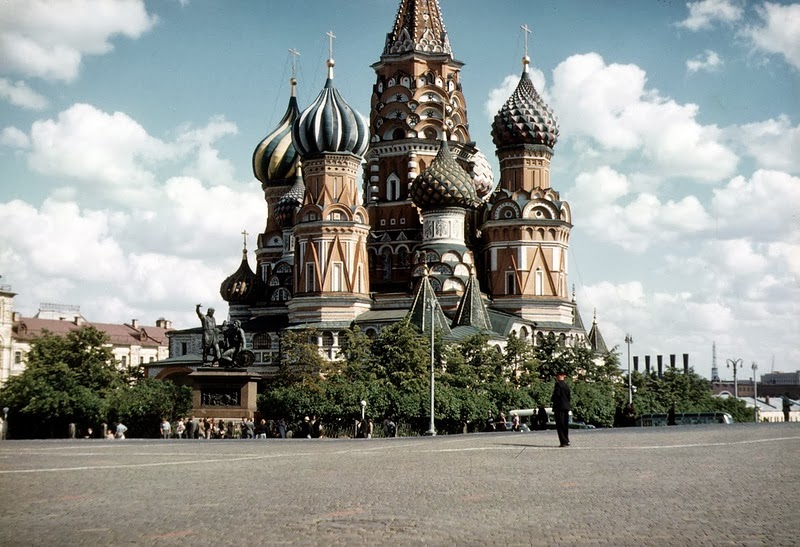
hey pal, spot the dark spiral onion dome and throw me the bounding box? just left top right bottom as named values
left=292, top=62, right=369, bottom=158
left=410, top=139, right=481, bottom=210
left=491, top=70, right=559, bottom=149
left=253, top=87, right=301, bottom=185
left=219, top=250, right=263, bottom=305
left=273, top=171, right=305, bottom=229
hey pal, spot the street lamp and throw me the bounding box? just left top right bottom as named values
left=751, top=362, right=758, bottom=423
left=727, top=358, right=743, bottom=398
left=360, top=400, right=366, bottom=421
left=426, top=299, right=436, bottom=436
left=624, top=334, right=633, bottom=405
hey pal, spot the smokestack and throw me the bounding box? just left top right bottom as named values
left=633, top=356, right=639, bottom=372
left=657, top=355, right=663, bottom=378
left=670, top=354, right=676, bottom=369
left=683, top=353, right=689, bottom=374
left=132, top=319, right=139, bottom=329
left=645, top=355, right=651, bottom=374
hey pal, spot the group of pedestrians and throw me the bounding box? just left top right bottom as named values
left=158, top=416, right=291, bottom=439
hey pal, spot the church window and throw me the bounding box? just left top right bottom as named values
left=429, top=277, right=441, bottom=292
left=305, top=263, right=316, bottom=292
left=382, top=250, right=392, bottom=279
left=390, top=218, right=396, bottom=225
left=392, top=128, right=405, bottom=140
left=322, top=331, right=334, bottom=347
left=181, top=342, right=188, bottom=355
left=387, top=173, right=401, bottom=201
left=398, top=248, right=410, bottom=267
left=271, top=288, right=290, bottom=301
left=253, top=332, right=271, bottom=349
left=366, top=328, right=378, bottom=339
left=535, top=269, right=544, bottom=296
left=13, top=351, right=21, bottom=364
left=400, top=218, right=406, bottom=224
left=332, top=262, right=343, bottom=292
left=356, top=265, right=363, bottom=293
left=149, top=356, right=155, bottom=363
left=505, top=271, right=516, bottom=295
left=269, top=276, right=280, bottom=287
left=121, top=356, right=127, bottom=366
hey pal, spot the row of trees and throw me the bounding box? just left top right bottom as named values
left=0, top=321, right=752, bottom=438
left=258, top=320, right=752, bottom=434
left=0, top=327, right=191, bottom=439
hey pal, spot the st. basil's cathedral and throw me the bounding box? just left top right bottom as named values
left=174, top=0, right=607, bottom=370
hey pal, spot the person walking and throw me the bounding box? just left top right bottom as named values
left=176, top=418, right=186, bottom=439
left=551, top=371, right=571, bottom=447
left=160, top=418, right=171, bottom=439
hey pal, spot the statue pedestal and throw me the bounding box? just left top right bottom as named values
left=190, top=368, right=260, bottom=419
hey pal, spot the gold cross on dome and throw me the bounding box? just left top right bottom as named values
left=241, top=229, right=249, bottom=250
left=521, top=24, right=532, bottom=58
left=288, top=48, right=300, bottom=78
left=326, top=31, right=336, bottom=60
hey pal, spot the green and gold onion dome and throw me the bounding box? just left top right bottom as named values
left=292, top=58, right=368, bottom=158
left=273, top=168, right=305, bottom=229
left=219, top=248, right=263, bottom=305
left=253, top=77, right=301, bottom=185
left=410, top=139, right=480, bottom=210
left=491, top=56, right=559, bottom=149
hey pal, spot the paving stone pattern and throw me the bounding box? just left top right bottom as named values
left=0, top=423, right=797, bottom=546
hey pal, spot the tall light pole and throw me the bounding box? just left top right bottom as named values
left=625, top=334, right=633, bottom=405
left=426, top=299, right=436, bottom=436
left=751, top=362, right=758, bottom=423
left=727, top=358, right=742, bottom=398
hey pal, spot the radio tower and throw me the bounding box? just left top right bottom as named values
left=711, top=341, right=720, bottom=382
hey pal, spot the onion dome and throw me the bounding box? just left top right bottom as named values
left=410, top=139, right=480, bottom=210
left=220, top=246, right=263, bottom=305
left=468, top=147, right=495, bottom=200
left=292, top=59, right=368, bottom=159
left=491, top=56, right=559, bottom=149
left=253, top=78, right=300, bottom=185
left=273, top=168, right=305, bottom=229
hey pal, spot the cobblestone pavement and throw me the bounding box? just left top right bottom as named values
left=0, top=423, right=797, bottom=546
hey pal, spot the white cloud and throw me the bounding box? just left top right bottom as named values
left=742, top=2, right=800, bottom=70
left=567, top=166, right=714, bottom=252
left=550, top=53, right=738, bottom=181
left=0, top=77, right=48, bottom=109
left=711, top=169, right=800, bottom=241
left=686, top=50, right=723, bottom=73
left=0, top=0, right=157, bottom=82
left=483, top=67, right=548, bottom=122
left=176, top=117, right=240, bottom=186
left=0, top=126, right=30, bottom=148
left=27, top=103, right=170, bottom=203
left=676, top=0, right=743, bottom=31
left=733, top=115, right=800, bottom=174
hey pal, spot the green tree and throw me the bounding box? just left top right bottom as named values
left=107, top=378, right=192, bottom=438
left=275, top=329, right=328, bottom=387
left=336, top=326, right=375, bottom=381
left=0, top=327, right=124, bottom=438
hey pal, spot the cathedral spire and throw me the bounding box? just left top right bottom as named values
left=383, top=0, right=452, bottom=57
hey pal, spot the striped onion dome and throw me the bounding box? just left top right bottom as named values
left=273, top=168, right=305, bottom=229
left=253, top=78, right=300, bottom=185
left=410, top=139, right=480, bottom=210
left=492, top=57, right=559, bottom=149
left=219, top=247, right=263, bottom=305
left=292, top=59, right=368, bottom=158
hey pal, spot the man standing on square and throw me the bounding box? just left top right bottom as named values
left=552, top=371, right=571, bottom=447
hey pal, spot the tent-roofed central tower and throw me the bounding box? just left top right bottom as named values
left=365, top=0, right=492, bottom=301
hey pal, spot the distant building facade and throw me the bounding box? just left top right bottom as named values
left=0, top=288, right=171, bottom=385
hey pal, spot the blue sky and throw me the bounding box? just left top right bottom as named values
left=0, top=0, right=798, bottom=379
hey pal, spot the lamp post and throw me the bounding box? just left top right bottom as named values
left=360, top=400, right=366, bottom=421
left=727, top=358, right=743, bottom=398
left=751, top=362, right=758, bottom=423
left=426, top=299, right=436, bottom=436
left=624, top=334, right=633, bottom=405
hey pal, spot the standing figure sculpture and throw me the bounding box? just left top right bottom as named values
left=196, top=304, right=220, bottom=363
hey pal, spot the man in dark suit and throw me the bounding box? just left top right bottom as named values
left=551, top=371, right=571, bottom=447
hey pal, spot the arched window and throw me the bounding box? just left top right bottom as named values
left=253, top=332, right=271, bottom=349
left=386, top=173, right=401, bottom=201
left=392, top=127, right=405, bottom=140
left=322, top=331, right=334, bottom=347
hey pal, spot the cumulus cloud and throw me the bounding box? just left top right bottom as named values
left=0, top=78, right=48, bottom=109
left=711, top=169, right=800, bottom=241
left=741, top=2, right=800, bottom=70
left=0, top=126, right=30, bottom=148
left=567, top=166, right=713, bottom=252
left=676, top=0, right=743, bottom=31
left=0, top=0, right=157, bottom=82
left=686, top=50, right=723, bottom=73
left=732, top=115, right=800, bottom=174
left=550, top=53, right=738, bottom=181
